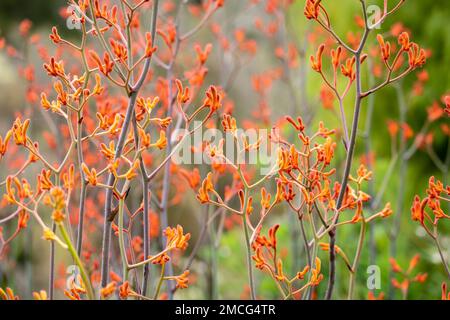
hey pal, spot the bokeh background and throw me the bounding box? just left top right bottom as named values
left=0, top=0, right=449, bottom=300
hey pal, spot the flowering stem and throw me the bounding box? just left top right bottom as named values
left=347, top=219, right=366, bottom=299
left=99, top=0, right=159, bottom=289
left=117, top=198, right=129, bottom=283
left=325, top=9, right=370, bottom=297
left=48, top=222, right=56, bottom=300
left=434, top=232, right=450, bottom=281
left=154, top=263, right=166, bottom=300
left=59, top=222, right=95, bottom=300
left=242, top=187, right=256, bottom=300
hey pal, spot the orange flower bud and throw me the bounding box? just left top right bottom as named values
left=377, top=34, right=391, bottom=61
left=49, top=26, right=61, bottom=44
left=144, top=32, right=158, bottom=58
left=310, top=44, right=325, bottom=73
left=11, top=118, right=30, bottom=145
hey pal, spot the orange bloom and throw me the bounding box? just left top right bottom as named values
left=310, top=44, right=325, bottom=72
left=11, top=118, right=30, bottom=145
left=304, top=0, right=322, bottom=20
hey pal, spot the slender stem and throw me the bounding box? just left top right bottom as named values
left=59, top=222, right=95, bottom=300
left=347, top=220, right=366, bottom=299
left=434, top=234, right=450, bottom=281
left=117, top=198, right=129, bottom=282
left=153, top=263, right=166, bottom=300
left=325, top=15, right=370, bottom=297
left=48, top=222, right=56, bottom=300
left=242, top=187, right=256, bottom=300
left=99, top=0, right=159, bottom=289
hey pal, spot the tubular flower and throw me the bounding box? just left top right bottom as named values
left=32, top=290, right=48, bottom=300
left=153, top=131, right=167, bottom=150
left=195, top=43, right=212, bottom=65
left=11, top=118, right=30, bottom=145
left=275, top=259, right=286, bottom=281
left=43, top=57, right=65, bottom=77
left=252, top=246, right=267, bottom=270
left=331, top=46, right=342, bottom=70
left=49, top=26, right=61, bottom=44
left=81, top=163, right=98, bottom=186
left=176, top=79, right=190, bottom=104
left=202, top=86, right=222, bottom=113
left=17, top=210, right=30, bottom=229
left=221, top=114, right=237, bottom=133
left=100, top=281, right=117, bottom=300
left=144, top=32, right=158, bottom=58
left=377, top=34, right=391, bottom=61
left=38, top=169, right=53, bottom=191
left=260, top=187, right=272, bottom=210
left=310, top=44, right=325, bottom=72
left=309, top=257, right=324, bottom=286
left=442, top=283, right=450, bottom=300
left=341, top=56, right=356, bottom=80
left=304, top=0, right=322, bottom=20
left=90, top=51, right=114, bottom=76
left=411, top=195, right=427, bottom=224
left=174, top=270, right=190, bottom=289
left=398, top=32, right=412, bottom=51
left=196, top=173, right=214, bottom=203
left=379, top=202, right=394, bottom=218
left=164, top=225, right=191, bottom=250
left=119, top=281, right=132, bottom=300
left=110, top=38, right=128, bottom=62
left=296, top=266, right=310, bottom=280
left=408, top=43, right=426, bottom=68
left=0, top=130, right=12, bottom=157
left=0, top=287, right=19, bottom=300
left=100, top=141, right=115, bottom=160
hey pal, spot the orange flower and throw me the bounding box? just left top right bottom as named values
left=144, top=32, right=158, bottom=58
left=195, top=43, right=212, bottom=65
left=174, top=270, right=190, bottom=289
left=38, top=169, right=53, bottom=191
left=427, top=101, right=444, bottom=122
left=310, top=44, right=325, bottom=72
left=119, top=281, right=132, bottom=299
left=309, top=257, right=324, bottom=286
left=341, top=56, right=356, bottom=80
left=153, top=131, right=167, bottom=149
left=164, top=225, right=191, bottom=250
left=408, top=43, right=426, bottom=68
left=0, top=287, right=19, bottom=300
left=411, top=195, right=427, bottom=224
left=202, top=85, right=222, bottom=113
left=90, top=51, right=114, bottom=76
left=100, top=281, right=117, bottom=300
left=260, top=187, right=272, bottom=210
left=32, top=290, right=48, bottom=300
left=377, top=34, right=391, bottom=61
left=43, top=57, right=65, bottom=77
left=331, top=46, right=342, bottom=70
left=49, top=26, right=61, bottom=44
left=11, top=118, right=30, bottom=145
left=296, top=266, right=310, bottom=280
left=398, top=32, right=412, bottom=51
left=81, top=163, right=98, bottom=186
left=197, top=173, right=214, bottom=203
left=442, top=283, right=450, bottom=300
left=304, top=0, right=322, bottom=20
left=176, top=79, right=190, bottom=104
left=0, top=130, right=12, bottom=158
